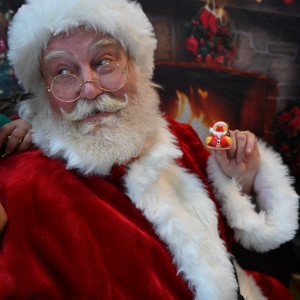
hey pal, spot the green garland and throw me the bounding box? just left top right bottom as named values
left=185, top=5, right=236, bottom=66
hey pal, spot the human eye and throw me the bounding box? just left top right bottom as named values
left=96, top=58, right=112, bottom=67
left=58, top=69, right=72, bottom=75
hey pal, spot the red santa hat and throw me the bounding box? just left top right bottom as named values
left=8, top=0, right=157, bottom=94
left=209, top=121, right=228, bottom=136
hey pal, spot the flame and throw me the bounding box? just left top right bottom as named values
left=176, top=90, right=193, bottom=124
left=173, top=87, right=212, bottom=143
left=174, top=88, right=210, bottom=126
left=197, top=88, right=208, bottom=101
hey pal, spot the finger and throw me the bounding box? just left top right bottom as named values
left=5, top=128, right=27, bottom=154
left=244, top=131, right=256, bottom=154
left=235, top=131, right=247, bottom=164
left=0, top=203, right=7, bottom=234
left=226, top=130, right=237, bottom=159
left=18, top=131, right=32, bottom=152
left=0, top=123, right=15, bottom=148
left=213, top=149, right=231, bottom=174
left=5, top=137, right=20, bottom=155
left=214, top=148, right=228, bottom=161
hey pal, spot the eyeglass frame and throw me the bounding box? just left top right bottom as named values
left=46, top=62, right=130, bottom=103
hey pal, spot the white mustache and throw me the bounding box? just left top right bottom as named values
left=60, top=94, right=129, bottom=122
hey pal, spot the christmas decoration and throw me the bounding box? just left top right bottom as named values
left=195, top=54, right=203, bottom=63
left=199, top=6, right=210, bottom=29
left=271, top=104, right=300, bottom=194
left=271, top=104, right=300, bottom=165
left=0, top=1, right=24, bottom=97
left=206, top=121, right=232, bottom=150
left=282, top=0, right=294, bottom=4
left=256, top=0, right=294, bottom=3
left=185, top=0, right=236, bottom=66
left=185, top=35, right=198, bottom=56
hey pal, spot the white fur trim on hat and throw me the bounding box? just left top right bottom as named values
left=8, top=0, right=157, bottom=93
left=211, top=121, right=228, bottom=128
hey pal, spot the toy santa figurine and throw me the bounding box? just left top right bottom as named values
left=206, top=121, right=232, bottom=149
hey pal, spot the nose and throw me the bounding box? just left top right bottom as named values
left=79, top=69, right=104, bottom=100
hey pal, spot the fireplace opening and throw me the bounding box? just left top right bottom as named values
left=154, top=61, right=277, bottom=144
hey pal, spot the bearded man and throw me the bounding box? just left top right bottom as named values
left=0, top=0, right=298, bottom=299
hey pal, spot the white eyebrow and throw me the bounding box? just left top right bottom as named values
left=43, top=50, right=71, bottom=64
left=43, top=38, right=124, bottom=64
left=90, top=37, right=123, bottom=53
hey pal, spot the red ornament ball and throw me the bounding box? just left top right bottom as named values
left=215, top=55, right=224, bottom=64
left=195, top=55, right=203, bottom=63
left=282, top=0, right=294, bottom=4
left=225, top=50, right=232, bottom=58
left=216, top=44, right=225, bottom=53
left=205, top=55, right=212, bottom=64
left=185, top=36, right=198, bottom=55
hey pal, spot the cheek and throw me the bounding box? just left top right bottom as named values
left=115, top=71, right=136, bottom=98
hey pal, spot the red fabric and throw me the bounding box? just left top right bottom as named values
left=208, top=12, right=217, bottom=34
left=0, top=149, right=194, bottom=299
left=166, top=118, right=231, bottom=248
left=246, top=270, right=294, bottom=300
left=0, top=118, right=292, bottom=299
left=199, top=7, right=210, bottom=29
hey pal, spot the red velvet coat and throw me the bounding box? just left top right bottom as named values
left=0, top=119, right=293, bottom=299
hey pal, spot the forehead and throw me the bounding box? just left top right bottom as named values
left=43, top=29, right=125, bottom=59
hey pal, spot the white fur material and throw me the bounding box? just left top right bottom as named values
left=234, top=261, right=268, bottom=300
left=125, top=126, right=299, bottom=299
left=207, top=140, right=299, bottom=252
left=8, top=0, right=157, bottom=92
left=125, top=120, right=239, bottom=300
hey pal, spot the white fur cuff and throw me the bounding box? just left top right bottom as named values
left=206, top=140, right=299, bottom=252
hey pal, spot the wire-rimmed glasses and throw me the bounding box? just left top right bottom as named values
left=47, top=62, right=129, bottom=102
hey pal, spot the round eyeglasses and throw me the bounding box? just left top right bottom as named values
left=47, top=62, right=129, bottom=102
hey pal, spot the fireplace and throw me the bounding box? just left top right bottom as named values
left=154, top=61, right=277, bottom=144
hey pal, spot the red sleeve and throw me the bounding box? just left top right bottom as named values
left=165, top=117, right=210, bottom=176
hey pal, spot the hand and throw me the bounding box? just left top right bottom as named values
left=0, top=119, right=32, bottom=155
left=213, top=130, right=260, bottom=195
left=0, top=203, right=7, bottom=234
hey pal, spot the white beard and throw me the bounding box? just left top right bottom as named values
left=26, top=68, right=164, bottom=176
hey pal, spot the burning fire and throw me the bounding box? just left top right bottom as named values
left=173, top=87, right=212, bottom=143
left=163, top=85, right=234, bottom=143
left=174, top=87, right=211, bottom=126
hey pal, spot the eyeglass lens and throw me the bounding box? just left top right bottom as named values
left=51, top=63, right=127, bottom=102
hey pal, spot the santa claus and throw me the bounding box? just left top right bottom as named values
left=0, top=0, right=298, bottom=299
left=206, top=120, right=233, bottom=149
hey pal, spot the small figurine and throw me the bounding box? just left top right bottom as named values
left=206, top=121, right=232, bottom=150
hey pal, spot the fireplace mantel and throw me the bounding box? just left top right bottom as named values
left=182, top=0, right=300, bottom=17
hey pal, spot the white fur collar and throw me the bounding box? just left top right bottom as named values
left=124, top=120, right=238, bottom=300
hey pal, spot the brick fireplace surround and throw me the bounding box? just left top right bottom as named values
left=138, top=0, right=300, bottom=293
left=140, top=0, right=300, bottom=113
